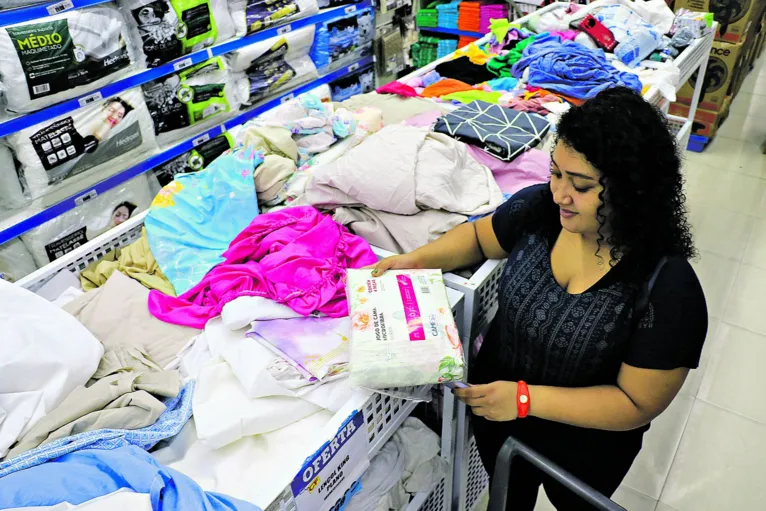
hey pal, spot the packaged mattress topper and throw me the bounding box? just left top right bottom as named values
left=2, top=87, right=157, bottom=205
left=228, top=27, right=319, bottom=106
left=229, top=0, right=319, bottom=37
left=143, top=57, right=243, bottom=145
left=346, top=269, right=465, bottom=388
left=119, top=0, right=235, bottom=68
left=0, top=4, right=136, bottom=113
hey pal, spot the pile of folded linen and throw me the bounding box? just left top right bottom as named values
left=437, top=1, right=461, bottom=29
left=480, top=3, right=509, bottom=32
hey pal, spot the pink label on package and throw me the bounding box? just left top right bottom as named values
left=396, top=274, right=426, bottom=341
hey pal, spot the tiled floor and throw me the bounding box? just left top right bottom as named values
left=532, top=55, right=766, bottom=511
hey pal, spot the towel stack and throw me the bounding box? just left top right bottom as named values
left=458, top=35, right=480, bottom=47
left=458, top=1, right=482, bottom=33
left=417, top=8, right=439, bottom=27
left=436, top=1, right=461, bottom=29
left=437, top=38, right=459, bottom=58
left=480, top=4, right=509, bottom=33
left=412, top=36, right=440, bottom=67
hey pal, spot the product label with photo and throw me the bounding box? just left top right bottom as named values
left=245, top=0, right=301, bottom=34
left=30, top=95, right=144, bottom=184
left=245, top=37, right=296, bottom=103
left=132, top=0, right=217, bottom=67
left=7, top=19, right=131, bottom=100
left=154, top=133, right=232, bottom=185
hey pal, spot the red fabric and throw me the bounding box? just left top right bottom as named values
left=376, top=81, right=420, bottom=98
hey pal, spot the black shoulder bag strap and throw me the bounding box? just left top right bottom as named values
left=632, top=256, right=669, bottom=331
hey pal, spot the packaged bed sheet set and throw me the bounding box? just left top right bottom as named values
left=346, top=269, right=465, bottom=388
left=0, top=87, right=157, bottom=207
left=118, top=0, right=235, bottom=68
left=228, top=0, right=319, bottom=37
left=311, top=6, right=374, bottom=71
left=0, top=4, right=135, bottom=113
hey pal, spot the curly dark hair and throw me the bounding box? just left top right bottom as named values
left=552, top=86, right=696, bottom=280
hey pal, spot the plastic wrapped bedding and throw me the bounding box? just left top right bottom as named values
left=0, top=144, right=24, bottom=211
left=2, top=87, right=157, bottom=205
left=0, top=5, right=135, bottom=113
left=346, top=269, right=466, bottom=388
left=0, top=238, right=38, bottom=283
left=310, top=7, right=374, bottom=70
left=153, top=132, right=234, bottom=186
left=20, top=173, right=155, bottom=267
left=229, top=0, right=319, bottom=38
left=227, top=26, right=319, bottom=107
left=118, top=0, right=235, bottom=68
left=143, top=57, right=244, bottom=146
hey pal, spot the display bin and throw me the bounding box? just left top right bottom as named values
left=17, top=210, right=462, bottom=511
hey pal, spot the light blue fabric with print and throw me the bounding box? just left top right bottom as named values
left=0, top=445, right=258, bottom=511
left=146, top=146, right=264, bottom=295
left=0, top=382, right=194, bottom=478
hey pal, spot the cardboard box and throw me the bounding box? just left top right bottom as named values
left=674, top=0, right=765, bottom=43
left=669, top=95, right=732, bottom=139
left=676, top=37, right=748, bottom=111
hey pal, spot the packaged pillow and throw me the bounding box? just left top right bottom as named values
left=227, top=25, right=318, bottom=106
left=346, top=269, right=466, bottom=388
left=20, top=173, right=155, bottom=267
left=153, top=132, right=234, bottom=186
left=142, top=57, right=244, bottom=146
left=228, top=0, right=319, bottom=38
left=0, top=237, right=38, bottom=283
left=310, top=7, right=374, bottom=70
left=118, top=0, right=235, bottom=68
left=0, top=144, right=25, bottom=211
left=3, top=87, right=157, bottom=203
left=0, top=4, right=135, bottom=113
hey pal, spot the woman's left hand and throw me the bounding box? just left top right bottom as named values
left=454, top=381, right=519, bottom=422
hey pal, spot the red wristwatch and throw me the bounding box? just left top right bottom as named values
left=517, top=381, right=530, bottom=419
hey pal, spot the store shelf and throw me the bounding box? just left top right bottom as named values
left=0, top=0, right=110, bottom=27
left=0, top=1, right=371, bottom=138
left=0, top=55, right=374, bottom=246
left=418, top=26, right=486, bottom=39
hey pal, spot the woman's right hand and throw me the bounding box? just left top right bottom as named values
left=365, top=253, right=423, bottom=276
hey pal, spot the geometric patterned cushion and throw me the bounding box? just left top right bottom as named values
left=434, top=101, right=550, bottom=161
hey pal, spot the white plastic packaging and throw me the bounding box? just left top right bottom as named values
left=2, top=87, right=157, bottom=205
left=20, top=173, right=155, bottom=267
left=0, top=4, right=136, bottom=113
left=118, top=0, right=235, bottom=68
left=0, top=144, right=24, bottom=211
left=143, top=57, right=244, bottom=146
left=346, top=269, right=466, bottom=388
left=228, top=0, right=319, bottom=38
left=0, top=237, right=38, bottom=283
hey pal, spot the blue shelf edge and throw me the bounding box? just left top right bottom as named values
left=0, top=0, right=111, bottom=27
left=0, top=55, right=374, bottom=246
left=418, top=26, right=486, bottom=38
left=0, top=1, right=372, bottom=138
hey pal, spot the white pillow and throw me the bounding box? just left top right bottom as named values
left=118, top=0, right=235, bottom=68
left=0, top=237, right=38, bottom=283
left=0, top=144, right=25, bottom=210
left=0, top=4, right=136, bottom=113
left=20, top=173, right=155, bottom=267
left=142, top=57, right=245, bottom=146
left=227, top=25, right=315, bottom=72
left=4, top=87, right=157, bottom=204
left=228, top=0, right=319, bottom=38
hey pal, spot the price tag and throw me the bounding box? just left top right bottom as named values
left=280, top=93, right=295, bottom=104
left=78, top=91, right=103, bottom=108
left=278, top=24, right=293, bottom=35
left=192, top=133, right=211, bottom=147
left=291, top=412, right=370, bottom=511
left=74, top=189, right=98, bottom=206
left=347, top=63, right=360, bottom=73
left=46, top=0, right=74, bottom=15
left=173, top=57, right=194, bottom=72
left=344, top=5, right=356, bottom=14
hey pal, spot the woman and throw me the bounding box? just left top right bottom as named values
left=370, top=87, right=707, bottom=509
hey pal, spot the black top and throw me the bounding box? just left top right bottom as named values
left=472, top=184, right=707, bottom=414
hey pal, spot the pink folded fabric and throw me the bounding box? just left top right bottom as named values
left=467, top=146, right=551, bottom=196
left=148, top=206, right=377, bottom=328
left=376, top=81, right=420, bottom=98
